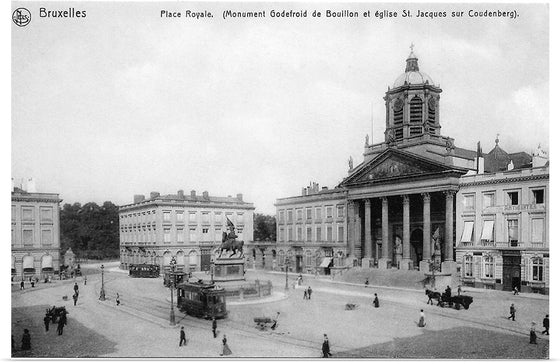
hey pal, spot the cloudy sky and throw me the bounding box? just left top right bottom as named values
left=11, top=2, right=549, bottom=214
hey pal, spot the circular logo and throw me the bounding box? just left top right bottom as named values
left=12, top=8, right=31, bottom=27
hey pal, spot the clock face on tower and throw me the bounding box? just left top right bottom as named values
left=394, top=98, right=404, bottom=111
left=428, top=97, right=437, bottom=111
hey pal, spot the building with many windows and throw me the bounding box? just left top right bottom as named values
left=119, top=190, right=254, bottom=273
left=11, top=185, right=62, bottom=280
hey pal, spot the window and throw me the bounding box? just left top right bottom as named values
left=393, top=98, right=404, bottom=125
left=287, top=210, right=293, bottom=222
left=409, top=96, right=423, bottom=124
left=532, top=189, right=544, bottom=204
left=189, top=212, right=197, bottom=222
left=215, top=228, right=222, bottom=241
left=279, top=210, right=285, bottom=223
left=41, top=230, right=53, bottom=245
left=278, top=251, right=286, bottom=266
left=176, top=211, right=184, bottom=221
left=40, top=208, right=53, bottom=221
left=297, top=227, right=302, bottom=241
left=483, top=193, right=495, bottom=208
left=279, top=228, right=285, bottom=242
left=22, top=207, right=34, bottom=221
left=326, top=226, right=333, bottom=241
left=189, top=228, right=197, bottom=242
left=463, top=194, right=475, bottom=210
left=202, top=228, right=209, bottom=234
left=316, top=227, right=322, bottom=241
left=23, top=230, right=33, bottom=246
left=296, top=209, right=303, bottom=221
left=177, top=229, right=184, bottom=243
left=237, top=213, right=244, bottom=222
left=306, top=227, right=312, bottom=241
left=480, top=221, right=495, bottom=242
left=214, top=212, right=222, bottom=223
left=237, top=229, right=243, bottom=241
left=483, top=256, right=494, bottom=278
left=202, top=212, right=210, bottom=223
left=326, top=206, right=333, bottom=218
left=305, top=251, right=313, bottom=268
left=507, top=219, right=519, bottom=244
left=531, top=257, right=544, bottom=281
left=287, top=227, right=293, bottom=241
left=315, top=207, right=322, bottom=219
left=464, top=256, right=473, bottom=277
left=338, top=225, right=344, bottom=242
left=306, top=208, right=312, bottom=220
left=337, top=205, right=344, bottom=218
left=163, top=211, right=171, bottom=221
left=531, top=218, right=544, bottom=243
left=460, top=221, right=474, bottom=243
left=507, top=191, right=519, bottom=206
left=164, top=229, right=171, bottom=243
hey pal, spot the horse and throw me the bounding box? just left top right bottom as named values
left=218, top=238, right=244, bottom=258
left=425, top=289, right=441, bottom=305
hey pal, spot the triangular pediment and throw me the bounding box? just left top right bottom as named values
left=340, top=148, right=466, bottom=186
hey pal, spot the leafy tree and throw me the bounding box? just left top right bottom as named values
left=253, top=213, right=276, bottom=241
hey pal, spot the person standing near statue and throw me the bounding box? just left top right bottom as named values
left=212, top=317, right=218, bottom=338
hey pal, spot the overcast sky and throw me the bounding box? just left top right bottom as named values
left=11, top=2, right=549, bottom=214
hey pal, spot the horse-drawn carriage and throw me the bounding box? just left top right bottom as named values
left=46, top=306, right=68, bottom=323
left=253, top=312, right=280, bottom=330
left=425, top=289, right=473, bottom=310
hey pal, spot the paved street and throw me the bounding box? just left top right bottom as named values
left=12, top=264, right=549, bottom=358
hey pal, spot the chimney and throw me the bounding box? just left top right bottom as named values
left=133, top=195, right=145, bottom=203
left=178, top=190, right=184, bottom=199
left=190, top=190, right=196, bottom=198
left=203, top=191, right=209, bottom=199
left=302, top=188, right=307, bottom=196
left=150, top=191, right=160, bottom=199
left=26, top=177, right=37, bottom=193
left=236, top=193, right=243, bottom=201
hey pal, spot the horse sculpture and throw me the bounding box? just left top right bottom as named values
left=219, top=231, right=244, bottom=258
left=425, top=289, right=441, bottom=305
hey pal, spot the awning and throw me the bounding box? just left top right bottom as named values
left=480, top=221, right=494, bottom=241
left=460, top=221, right=474, bottom=243
left=319, top=258, right=333, bottom=268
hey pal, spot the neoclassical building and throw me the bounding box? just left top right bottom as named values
left=119, top=190, right=254, bottom=273
left=11, top=186, right=62, bottom=280
left=264, top=48, right=549, bottom=293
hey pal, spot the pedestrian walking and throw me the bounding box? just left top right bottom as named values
left=72, top=292, right=78, bottom=306
left=365, top=278, right=369, bottom=287
left=73, top=282, right=79, bottom=293
left=542, top=314, right=549, bottom=335
left=322, top=334, right=332, bottom=358
left=530, top=322, right=538, bottom=344
left=508, top=303, right=516, bottom=321
left=212, top=317, right=217, bottom=338
left=116, top=293, right=120, bottom=306
left=303, top=289, right=308, bottom=300
left=457, top=285, right=462, bottom=296
left=43, top=314, right=50, bottom=332
left=373, top=293, right=380, bottom=308
left=84, top=276, right=87, bottom=285
left=307, top=286, right=313, bottom=300
left=220, top=334, right=232, bottom=356
left=179, top=326, right=186, bottom=346
left=513, top=286, right=519, bottom=295
left=418, top=309, right=426, bottom=327
left=57, top=318, right=65, bottom=335
left=20, top=281, right=24, bottom=290
left=21, top=329, right=31, bottom=350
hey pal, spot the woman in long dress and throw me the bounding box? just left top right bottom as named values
left=221, top=334, right=232, bottom=356
left=418, top=309, right=426, bottom=327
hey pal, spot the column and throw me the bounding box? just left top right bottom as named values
left=442, top=190, right=457, bottom=274
left=420, top=192, right=431, bottom=273
left=354, top=200, right=362, bottom=259
left=378, top=197, right=390, bottom=269
left=347, top=201, right=355, bottom=260
left=364, top=199, right=372, bottom=258
left=400, top=195, right=412, bottom=270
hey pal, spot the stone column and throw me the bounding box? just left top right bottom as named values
left=420, top=192, right=431, bottom=273
left=442, top=190, right=457, bottom=274
left=400, top=194, right=412, bottom=270
left=354, top=200, right=362, bottom=259
left=364, top=199, right=372, bottom=258
left=347, top=201, right=355, bottom=262
left=378, top=197, right=390, bottom=269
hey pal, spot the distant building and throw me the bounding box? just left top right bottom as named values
left=11, top=185, right=62, bottom=280
left=118, top=190, right=255, bottom=273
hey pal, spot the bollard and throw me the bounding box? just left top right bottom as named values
left=239, top=287, right=244, bottom=300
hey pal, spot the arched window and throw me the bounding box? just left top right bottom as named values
left=41, top=255, right=53, bottom=272
left=278, top=250, right=285, bottom=266
left=305, top=250, right=314, bottom=268
left=483, top=255, right=494, bottom=278
left=23, top=255, right=35, bottom=273
left=531, top=257, right=544, bottom=281
left=188, top=251, right=198, bottom=267
left=409, top=96, right=423, bottom=124
left=162, top=251, right=171, bottom=266
left=463, top=255, right=473, bottom=277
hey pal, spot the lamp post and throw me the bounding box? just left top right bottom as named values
left=169, top=257, right=177, bottom=326
left=284, top=256, right=290, bottom=290
left=99, top=264, right=106, bottom=301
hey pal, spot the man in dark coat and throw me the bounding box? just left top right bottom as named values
left=373, top=293, right=380, bottom=308
left=530, top=322, right=538, bottom=344
left=179, top=326, right=186, bottom=346
left=212, top=318, right=217, bottom=338
left=73, top=282, right=79, bottom=294
left=543, top=314, right=549, bottom=335
left=20, top=281, right=24, bottom=290
left=307, top=287, right=313, bottom=300
left=21, top=329, right=31, bottom=350
left=322, top=334, right=331, bottom=358
left=508, top=303, right=516, bottom=321
left=43, top=314, right=50, bottom=332
left=72, top=292, right=78, bottom=306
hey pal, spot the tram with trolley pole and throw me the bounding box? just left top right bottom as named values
left=176, top=280, right=228, bottom=319
left=129, top=263, right=160, bottom=278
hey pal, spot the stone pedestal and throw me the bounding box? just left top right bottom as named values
left=377, top=258, right=390, bottom=270
left=441, top=260, right=457, bottom=275
left=213, top=257, right=245, bottom=282
left=399, top=258, right=412, bottom=270
left=424, top=272, right=453, bottom=291
left=419, top=260, right=431, bottom=273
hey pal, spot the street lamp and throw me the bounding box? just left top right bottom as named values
left=99, top=264, right=106, bottom=301
left=169, top=257, right=177, bottom=326
left=284, top=256, right=290, bottom=290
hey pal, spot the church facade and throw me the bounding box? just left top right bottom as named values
left=261, top=48, right=549, bottom=294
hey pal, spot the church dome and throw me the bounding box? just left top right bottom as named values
left=392, top=48, right=434, bottom=88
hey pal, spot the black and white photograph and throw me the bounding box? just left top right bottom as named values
left=10, top=1, right=552, bottom=359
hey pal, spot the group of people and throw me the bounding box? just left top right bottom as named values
left=178, top=320, right=232, bottom=356
left=507, top=303, right=549, bottom=344
left=303, top=286, right=313, bottom=300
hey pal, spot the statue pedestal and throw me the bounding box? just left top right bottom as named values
left=214, top=257, right=245, bottom=282
left=424, top=272, right=453, bottom=291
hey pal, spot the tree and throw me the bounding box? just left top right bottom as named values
left=253, top=213, right=276, bottom=241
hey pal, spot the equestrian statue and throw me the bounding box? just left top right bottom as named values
left=218, top=218, right=244, bottom=258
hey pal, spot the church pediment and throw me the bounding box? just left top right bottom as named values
left=341, top=148, right=464, bottom=186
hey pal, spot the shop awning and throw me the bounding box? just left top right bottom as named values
left=480, top=221, right=494, bottom=241
left=460, top=221, right=474, bottom=243
left=319, top=258, right=333, bottom=268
